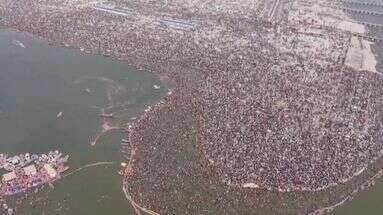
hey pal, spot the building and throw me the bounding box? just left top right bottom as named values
left=43, top=164, right=57, bottom=178
left=23, top=164, right=37, bottom=176
left=2, top=171, right=17, bottom=182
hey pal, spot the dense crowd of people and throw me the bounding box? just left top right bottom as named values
left=198, top=61, right=383, bottom=191
left=1, top=0, right=383, bottom=211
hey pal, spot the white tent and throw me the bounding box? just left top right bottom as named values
left=2, top=172, right=17, bottom=182
left=43, top=164, right=57, bottom=178
left=23, top=164, right=37, bottom=176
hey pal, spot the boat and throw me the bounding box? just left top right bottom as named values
left=99, top=113, right=114, bottom=118
left=0, top=151, right=70, bottom=196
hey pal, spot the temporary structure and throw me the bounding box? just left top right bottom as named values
left=23, top=164, right=37, bottom=176
left=2, top=172, right=17, bottom=182
left=43, top=164, right=57, bottom=178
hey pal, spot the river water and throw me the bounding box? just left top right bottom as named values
left=333, top=1, right=383, bottom=215
left=0, top=28, right=167, bottom=214
left=1, top=2, right=383, bottom=213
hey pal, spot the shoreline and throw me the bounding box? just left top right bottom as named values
left=1, top=0, right=383, bottom=214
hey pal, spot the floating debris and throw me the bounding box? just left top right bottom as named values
left=57, top=111, right=63, bottom=118
left=11, top=40, right=25, bottom=48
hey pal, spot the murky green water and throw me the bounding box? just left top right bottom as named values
left=333, top=2, right=383, bottom=214
left=334, top=180, right=383, bottom=215
left=2, top=4, right=383, bottom=213
left=0, top=28, right=167, bottom=215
